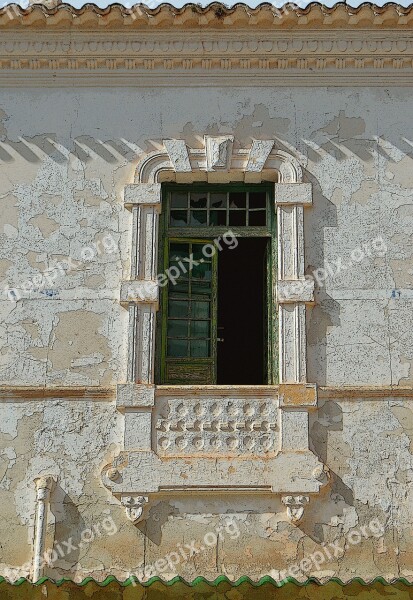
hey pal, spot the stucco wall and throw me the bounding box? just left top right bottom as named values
left=0, top=86, right=412, bottom=582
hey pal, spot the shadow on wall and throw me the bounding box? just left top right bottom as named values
left=137, top=501, right=180, bottom=546
left=304, top=171, right=340, bottom=386
left=306, top=400, right=356, bottom=543
left=1, top=104, right=413, bottom=169
left=301, top=109, right=413, bottom=166
left=136, top=489, right=354, bottom=550
left=46, top=483, right=86, bottom=580
left=0, top=132, right=142, bottom=165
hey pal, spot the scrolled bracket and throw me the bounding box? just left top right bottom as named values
left=121, top=495, right=149, bottom=524
left=282, top=495, right=309, bottom=524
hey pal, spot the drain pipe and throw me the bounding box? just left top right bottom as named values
left=32, top=476, right=54, bottom=582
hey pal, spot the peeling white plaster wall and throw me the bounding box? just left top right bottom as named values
left=0, top=86, right=412, bottom=581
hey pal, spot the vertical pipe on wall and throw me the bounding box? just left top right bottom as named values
left=32, top=476, right=54, bottom=582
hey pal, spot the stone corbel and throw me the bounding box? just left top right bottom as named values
left=121, top=495, right=149, bottom=524
left=282, top=495, right=309, bottom=524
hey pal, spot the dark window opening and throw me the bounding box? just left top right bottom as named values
left=217, top=237, right=268, bottom=385
left=158, top=183, right=275, bottom=386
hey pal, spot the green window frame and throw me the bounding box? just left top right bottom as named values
left=156, top=182, right=277, bottom=385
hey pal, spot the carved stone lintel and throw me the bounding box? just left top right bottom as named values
left=121, top=495, right=149, bottom=524
left=282, top=495, right=309, bottom=524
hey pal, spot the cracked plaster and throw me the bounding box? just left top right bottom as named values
left=0, top=86, right=412, bottom=583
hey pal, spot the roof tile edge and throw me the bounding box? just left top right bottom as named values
left=0, top=2, right=413, bottom=28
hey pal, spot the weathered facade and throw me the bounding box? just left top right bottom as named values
left=0, top=1, right=413, bottom=590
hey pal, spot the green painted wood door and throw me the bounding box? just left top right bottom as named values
left=161, top=238, right=218, bottom=385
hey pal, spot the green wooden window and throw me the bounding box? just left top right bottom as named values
left=164, top=239, right=217, bottom=384
left=157, top=183, right=276, bottom=385
left=169, top=188, right=268, bottom=228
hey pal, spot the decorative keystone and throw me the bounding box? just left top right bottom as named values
left=282, top=495, right=309, bottom=524
left=121, top=495, right=149, bottom=524
left=205, top=135, right=234, bottom=171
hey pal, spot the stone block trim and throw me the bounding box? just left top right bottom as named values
left=105, top=136, right=327, bottom=525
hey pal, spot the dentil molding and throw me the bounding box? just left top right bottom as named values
left=1, top=3, right=412, bottom=83
left=0, top=22, right=413, bottom=84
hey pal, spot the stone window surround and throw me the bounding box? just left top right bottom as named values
left=101, top=137, right=329, bottom=524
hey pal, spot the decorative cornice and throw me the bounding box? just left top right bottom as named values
left=0, top=33, right=413, bottom=64
left=0, top=2, right=411, bottom=83
left=1, top=2, right=413, bottom=30
left=0, top=31, right=412, bottom=83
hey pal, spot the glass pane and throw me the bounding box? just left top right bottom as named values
left=170, top=210, right=188, bottom=226
left=210, top=210, right=227, bottom=226
left=190, top=339, right=210, bottom=357
left=192, top=262, right=212, bottom=280
left=169, top=300, right=189, bottom=318
left=167, top=319, right=188, bottom=338
left=170, top=278, right=189, bottom=294
left=229, top=192, right=246, bottom=209
left=192, top=244, right=209, bottom=263
left=210, top=193, right=227, bottom=209
left=170, top=242, right=189, bottom=260
left=190, top=320, right=209, bottom=338
left=229, top=211, right=246, bottom=226
left=171, top=192, right=188, bottom=209
left=167, top=338, right=188, bottom=357
left=249, top=192, right=266, bottom=208
left=191, top=280, right=211, bottom=296
left=249, top=210, right=266, bottom=226
left=192, top=301, right=210, bottom=319
left=190, top=193, right=207, bottom=209
left=190, top=211, right=207, bottom=226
